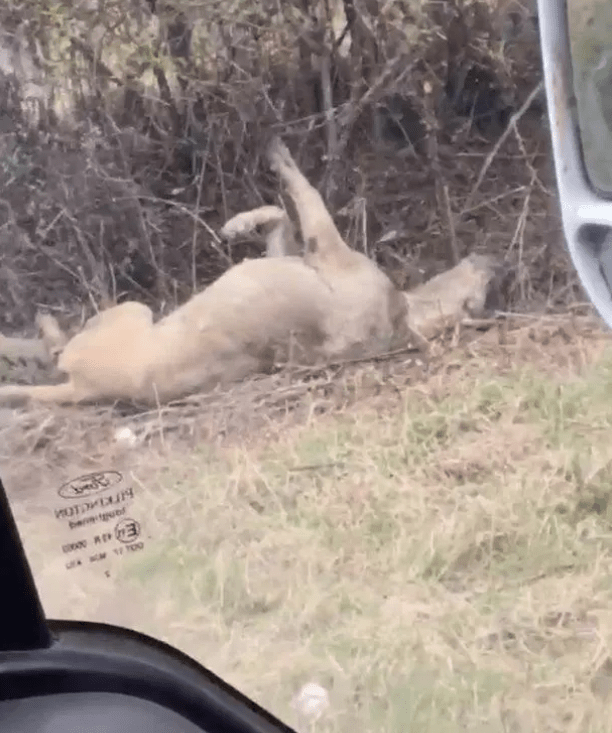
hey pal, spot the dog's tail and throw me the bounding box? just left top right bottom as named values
left=0, top=381, right=81, bottom=406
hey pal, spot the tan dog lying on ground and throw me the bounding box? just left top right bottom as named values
left=0, top=138, right=409, bottom=407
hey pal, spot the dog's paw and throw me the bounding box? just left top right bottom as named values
left=267, top=136, right=294, bottom=174
left=219, top=213, right=251, bottom=240
left=220, top=207, right=288, bottom=240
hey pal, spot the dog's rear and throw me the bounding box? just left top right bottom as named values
left=0, top=302, right=158, bottom=406
left=56, top=302, right=156, bottom=401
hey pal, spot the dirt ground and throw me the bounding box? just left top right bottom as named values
left=4, top=312, right=612, bottom=732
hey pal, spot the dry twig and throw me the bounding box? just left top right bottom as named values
left=461, top=81, right=544, bottom=214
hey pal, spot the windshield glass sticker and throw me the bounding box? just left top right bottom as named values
left=54, top=470, right=146, bottom=574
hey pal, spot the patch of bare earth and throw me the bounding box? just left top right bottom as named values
left=4, top=314, right=612, bottom=731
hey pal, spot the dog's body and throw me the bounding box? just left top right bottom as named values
left=0, top=138, right=408, bottom=407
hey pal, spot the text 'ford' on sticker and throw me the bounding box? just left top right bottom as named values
left=58, top=471, right=123, bottom=500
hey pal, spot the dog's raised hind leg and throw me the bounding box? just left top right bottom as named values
left=267, top=137, right=351, bottom=267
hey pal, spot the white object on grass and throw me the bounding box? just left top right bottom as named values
left=292, top=682, right=330, bottom=722
left=113, top=426, right=138, bottom=447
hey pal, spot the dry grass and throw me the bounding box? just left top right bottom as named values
left=7, top=317, right=612, bottom=732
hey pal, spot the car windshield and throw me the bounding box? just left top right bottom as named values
left=3, top=1, right=612, bottom=731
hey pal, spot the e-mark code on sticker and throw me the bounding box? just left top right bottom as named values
left=54, top=470, right=147, bottom=573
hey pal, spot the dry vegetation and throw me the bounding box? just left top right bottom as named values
left=0, top=0, right=570, bottom=341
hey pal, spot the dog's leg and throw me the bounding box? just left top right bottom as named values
left=267, top=137, right=351, bottom=267
left=220, top=205, right=287, bottom=239
left=0, top=314, right=68, bottom=365
left=220, top=205, right=301, bottom=258
left=264, top=216, right=301, bottom=257
left=0, top=380, right=87, bottom=406
left=35, top=312, right=68, bottom=358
